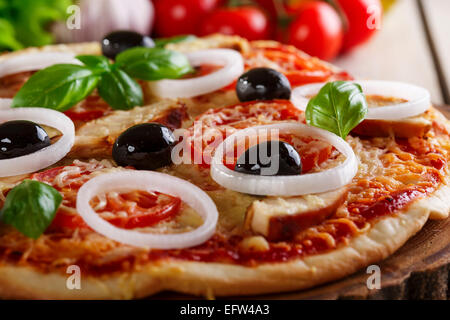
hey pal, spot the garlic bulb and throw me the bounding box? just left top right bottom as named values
left=52, top=0, right=154, bottom=43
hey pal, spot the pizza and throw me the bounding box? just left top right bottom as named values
left=0, top=34, right=449, bottom=299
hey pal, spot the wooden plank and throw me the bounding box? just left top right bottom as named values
left=420, top=0, right=450, bottom=104
left=334, top=0, right=443, bottom=104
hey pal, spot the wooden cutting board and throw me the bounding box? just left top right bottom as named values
left=155, top=105, right=450, bottom=300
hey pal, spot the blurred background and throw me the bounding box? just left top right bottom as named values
left=0, top=0, right=448, bottom=104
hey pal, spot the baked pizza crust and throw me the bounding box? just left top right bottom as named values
left=1, top=182, right=447, bottom=299
left=0, top=36, right=449, bottom=299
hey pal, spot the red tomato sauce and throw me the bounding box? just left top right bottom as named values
left=349, top=171, right=441, bottom=221
left=186, top=100, right=305, bottom=167
left=145, top=181, right=438, bottom=266
left=246, top=44, right=353, bottom=87
left=185, top=100, right=332, bottom=172
left=142, top=139, right=444, bottom=266
left=30, top=164, right=181, bottom=231
left=183, top=64, right=222, bottom=79
left=221, top=133, right=333, bottom=173
left=63, top=95, right=112, bottom=123
left=0, top=71, right=34, bottom=97
left=395, top=138, right=448, bottom=170
left=222, top=44, right=352, bottom=91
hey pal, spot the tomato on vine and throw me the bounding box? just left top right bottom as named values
left=287, top=1, right=343, bottom=60
left=200, top=6, right=272, bottom=40
left=337, top=0, right=383, bottom=52
left=153, top=0, right=222, bottom=37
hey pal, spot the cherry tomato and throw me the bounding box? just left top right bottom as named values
left=337, top=0, right=382, bottom=52
left=153, top=0, right=222, bottom=37
left=200, top=6, right=271, bottom=41
left=287, top=2, right=343, bottom=61
left=254, top=0, right=278, bottom=19
left=254, top=0, right=315, bottom=20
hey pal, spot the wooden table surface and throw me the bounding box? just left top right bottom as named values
left=335, top=0, right=450, bottom=106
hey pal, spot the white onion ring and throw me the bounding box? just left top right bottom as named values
left=0, top=108, right=75, bottom=177
left=291, top=80, right=431, bottom=120
left=76, top=171, right=219, bottom=249
left=0, top=52, right=82, bottom=79
left=211, top=123, right=358, bottom=196
left=148, top=49, right=244, bottom=99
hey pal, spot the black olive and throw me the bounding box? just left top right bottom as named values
left=236, top=67, right=292, bottom=102
left=102, top=30, right=154, bottom=59
left=0, top=120, right=50, bottom=160
left=113, top=123, right=175, bottom=170
left=234, top=141, right=302, bottom=176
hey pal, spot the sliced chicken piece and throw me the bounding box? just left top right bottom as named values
left=70, top=101, right=187, bottom=158
left=352, top=115, right=432, bottom=138
left=245, top=188, right=347, bottom=241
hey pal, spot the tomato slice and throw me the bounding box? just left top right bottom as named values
left=185, top=99, right=331, bottom=170
left=245, top=44, right=353, bottom=87
left=284, top=134, right=333, bottom=172
left=63, top=95, right=112, bottom=123
left=49, top=208, right=89, bottom=230
left=222, top=43, right=352, bottom=92
left=183, top=64, right=222, bottom=79
left=30, top=162, right=181, bottom=231
left=186, top=100, right=303, bottom=167
left=0, top=71, right=34, bottom=98
left=222, top=133, right=333, bottom=173
left=92, top=192, right=181, bottom=229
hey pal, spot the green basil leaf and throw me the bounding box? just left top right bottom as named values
left=0, top=18, right=23, bottom=51
left=115, top=47, right=193, bottom=81
left=76, top=55, right=111, bottom=73
left=97, top=67, right=143, bottom=110
left=154, top=35, right=197, bottom=47
left=306, top=81, right=368, bottom=139
left=1, top=180, right=62, bottom=239
left=11, top=64, right=100, bottom=111
left=6, top=0, right=72, bottom=48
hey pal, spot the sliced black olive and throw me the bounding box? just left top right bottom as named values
left=0, top=120, right=50, bottom=160
left=236, top=67, right=292, bottom=102
left=112, top=123, right=175, bottom=170
left=102, top=31, right=154, bottom=59
left=234, top=141, right=302, bottom=176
